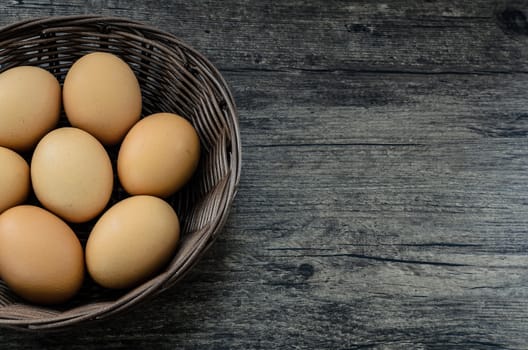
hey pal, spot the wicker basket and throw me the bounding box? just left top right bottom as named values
left=0, top=15, right=241, bottom=331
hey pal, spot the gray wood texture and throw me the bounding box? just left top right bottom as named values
left=1, top=0, right=528, bottom=348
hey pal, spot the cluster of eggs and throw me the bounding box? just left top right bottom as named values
left=0, top=53, right=200, bottom=304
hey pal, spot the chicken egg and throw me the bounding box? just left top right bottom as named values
left=118, top=113, right=200, bottom=197
left=86, top=195, right=180, bottom=289
left=0, top=205, right=84, bottom=304
left=0, top=66, right=61, bottom=151
left=31, top=127, right=113, bottom=223
left=0, top=146, right=30, bottom=214
left=63, top=52, right=142, bottom=145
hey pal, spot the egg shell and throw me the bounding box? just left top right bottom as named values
left=63, top=52, right=142, bottom=145
left=0, top=205, right=84, bottom=304
left=86, top=195, right=180, bottom=289
left=31, top=127, right=113, bottom=223
left=0, top=147, right=30, bottom=214
left=0, top=66, right=61, bottom=151
left=118, top=113, right=200, bottom=198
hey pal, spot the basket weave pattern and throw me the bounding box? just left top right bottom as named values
left=0, top=15, right=241, bottom=330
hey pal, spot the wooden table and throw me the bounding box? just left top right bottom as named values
left=1, top=1, right=528, bottom=348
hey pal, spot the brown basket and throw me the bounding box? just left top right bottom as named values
left=0, top=15, right=241, bottom=331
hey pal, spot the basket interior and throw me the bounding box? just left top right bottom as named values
left=0, top=17, right=239, bottom=329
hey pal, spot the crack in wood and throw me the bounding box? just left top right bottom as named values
left=245, top=142, right=425, bottom=148
left=262, top=253, right=469, bottom=267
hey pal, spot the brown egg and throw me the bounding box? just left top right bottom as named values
left=0, top=66, right=61, bottom=151
left=118, top=113, right=200, bottom=197
left=31, top=127, right=113, bottom=223
left=0, top=147, right=30, bottom=214
left=63, top=52, right=142, bottom=145
left=0, top=206, right=84, bottom=304
left=86, top=195, right=180, bottom=289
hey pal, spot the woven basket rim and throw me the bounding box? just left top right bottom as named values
left=0, top=15, right=241, bottom=331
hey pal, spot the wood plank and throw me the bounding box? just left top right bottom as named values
left=224, top=69, right=528, bottom=146
left=1, top=0, right=528, bottom=73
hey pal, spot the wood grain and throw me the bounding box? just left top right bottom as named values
left=1, top=0, right=528, bottom=348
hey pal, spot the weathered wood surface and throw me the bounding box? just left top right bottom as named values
left=1, top=0, right=528, bottom=348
